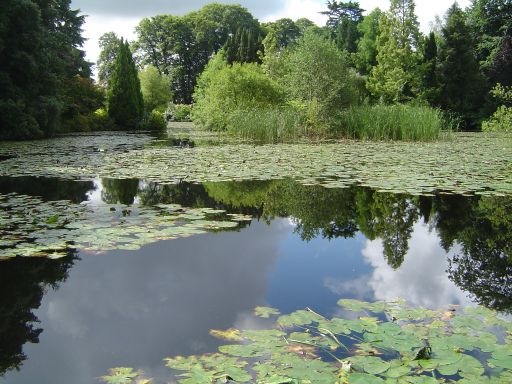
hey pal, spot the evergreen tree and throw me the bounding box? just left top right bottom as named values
left=438, top=3, right=486, bottom=128
left=224, top=28, right=262, bottom=65
left=0, top=0, right=91, bottom=139
left=420, top=32, right=440, bottom=105
left=107, top=40, right=144, bottom=129
left=367, top=0, right=421, bottom=103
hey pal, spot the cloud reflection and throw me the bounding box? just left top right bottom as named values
left=362, top=222, right=473, bottom=309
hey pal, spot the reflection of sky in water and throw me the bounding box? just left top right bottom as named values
left=2, top=218, right=477, bottom=384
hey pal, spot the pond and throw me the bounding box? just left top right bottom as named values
left=0, top=132, right=510, bottom=383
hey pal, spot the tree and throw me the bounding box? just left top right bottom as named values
left=367, top=0, right=422, bottom=103
left=468, top=0, right=512, bottom=81
left=262, top=18, right=301, bottom=50
left=420, top=32, right=440, bottom=105
left=438, top=3, right=486, bottom=128
left=280, top=30, right=360, bottom=129
left=0, top=0, right=91, bottom=139
left=107, top=40, right=144, bottom=129
left=97, top=32, right=122, bottom=88
left=224, top=28, right=262, bottom=65
left=139, top=65, right=172, bottom=112
left=322, top=1, right=364, bottom=53
left=134, top=5, right=262, bottom=105
left=354, top=8, right=382, bottom=74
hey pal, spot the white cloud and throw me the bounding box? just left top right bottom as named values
left=361, top=222, right=474, bottom=309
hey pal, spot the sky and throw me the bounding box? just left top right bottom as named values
left=70, top=0, right=471, bottom=69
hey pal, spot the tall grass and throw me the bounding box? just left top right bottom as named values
left=227, top=106, right=306, bottom=143
left=334, top=104, right=449, bottom=141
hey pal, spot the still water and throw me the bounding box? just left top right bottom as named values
left=0, top=176, right=510, bottom=383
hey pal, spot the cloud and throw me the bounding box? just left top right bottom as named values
left=71, top=0, right=283, bottom=18
left=361, top=222, right=474, bottom=309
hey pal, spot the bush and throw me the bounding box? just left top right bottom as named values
left=334, top=104, right=447, bottom=141
left=482, top=84, right=512, bottom=133
left=165, top=103, right=192, bottom=122
left=139, top=109, right=167, bottom=131
left=192, top=59, right=286, bottom=131
left=60, top=108, right=114, bottom=132
left=482, top=106, right=512, bottom=132
left=227, top=106, right=306, bottom=142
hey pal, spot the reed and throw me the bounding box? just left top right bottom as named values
left=334, top=104, right=449, bottom=141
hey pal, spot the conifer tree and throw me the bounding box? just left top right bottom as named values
left=438, top=3, right=485, bottom=128
left=421, top=32, right=440, bottom=105
left=367, top=0, right=421, bottom=103
left=107, top=40, right=144, bottom=129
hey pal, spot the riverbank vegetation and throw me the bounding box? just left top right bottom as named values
left=1, top=0, right=510, bottom=140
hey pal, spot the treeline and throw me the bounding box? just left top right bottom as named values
left=122, top=0, right=511, bottom=139
left=3, top=1, right=510, bottom=140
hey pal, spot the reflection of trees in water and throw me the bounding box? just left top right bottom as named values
left=434, top=196, right=512, bottom=312
left=97, top=177, right=511, bottom=312
left=0, top=177, right=94, bottom=204
left=202, top=179, right=512, bottom=311
left=0, top=251, right=77, bottom=375
left=101, top=179, right=140, bottom=205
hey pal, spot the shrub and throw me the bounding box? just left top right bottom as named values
left=482, top=106, right=512, bottom=133
left=139, top=109, right=167, bottom=131
left=192, top=59, right=286, bottom=131
left=165, top=103, right=192, bottom=122
left=482, top=84, right=512, bottom=133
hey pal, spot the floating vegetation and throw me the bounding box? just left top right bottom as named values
left=0, top=193, right=247, bottom=260
left=1, top=133, right=510, bottom=196
left=103, top=299, right=512, bottom=383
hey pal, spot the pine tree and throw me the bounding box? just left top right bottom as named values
left=367, top=0, right=421, bottom=103
left=107, top=40, right=144, bottom=129
left=438, top=3, right=485, bottom=128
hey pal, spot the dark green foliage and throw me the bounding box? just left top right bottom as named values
left=107, top=40, right=144, bottom=129
left=489, top=35, right=512, bottom=87
left=224, top=28, right=262, bottom=65
left=0, top=0, right=92, bottom=139
left=421, top=32, right=440, bottom=104
left=322, top=0, right=364, bottom=53
left=468, top=0, right=512, bottom=77
left=438, top=3, right=486, bottom=128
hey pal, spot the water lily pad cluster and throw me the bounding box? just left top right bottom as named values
left=1, top=133, right=510, bottom=196
left=104, top=299, right=512, bottom=383
left=0, top=193, right=249, bottom=260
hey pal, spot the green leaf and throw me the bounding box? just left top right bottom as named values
left=254, top=306, right=281, bottom=318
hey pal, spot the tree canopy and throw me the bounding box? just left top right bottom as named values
left=0, top=0, right=93, bottom=139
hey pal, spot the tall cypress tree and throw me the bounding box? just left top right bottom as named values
left=438, top=3, right=485, bottom=128
left=107, top=40, right=144, bottom=129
